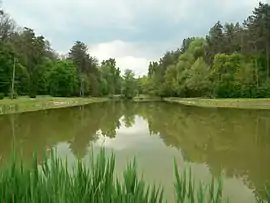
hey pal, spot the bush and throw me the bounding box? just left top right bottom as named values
left=0, top=93, right=4, bottom=100
left=255, top=81, right=270, bottom=98
left=28, top=93, right=36, bottom=98
left=8, top=92, right=18, bottom=99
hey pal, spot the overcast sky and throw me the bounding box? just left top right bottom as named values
left=2, top=0, right=266, bottom=76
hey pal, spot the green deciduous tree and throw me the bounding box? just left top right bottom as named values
left=68, top=41, right=100, bottom=97
left=145, top=2, right=270, bottom=99
left=99, top=58, right=121, bottom=96
left=185, top=58, right=212, bottom=97
left=1, top=2, right=270, bottom=100
left=47, top=60, right=79, bottom=97
left=122, top=69, right=137, bottom=99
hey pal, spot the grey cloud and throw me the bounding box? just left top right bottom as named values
left=2, top=0, right=266, bottom=54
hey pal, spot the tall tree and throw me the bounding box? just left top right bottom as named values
left=68, top=41, right=88, bottom=96
left=99, top=58, right=121, bottom=96
left=6, top=28, right=47, bottom=97
left=245, top=2, right=270, bottom=79
left=122, top=69, right=137, bottom=99
left=205, top=21, right=225, bottom=64
left=0, top=10, right=15, bottom=42
left=68, top=41, right=100, bottom=96
left=47, top=60, right=79, bottom=97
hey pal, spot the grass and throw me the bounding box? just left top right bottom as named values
left=5, top=95, right=270, bottom=114
left=0, top=148, right=269, bottom=203
left=164, top=97, right=270, bottom=110
left=0, top=96, right=109, bottom=115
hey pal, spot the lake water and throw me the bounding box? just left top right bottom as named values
left=0, top=101, right=269, bottom=202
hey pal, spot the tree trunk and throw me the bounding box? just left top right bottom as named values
left=80, top=78, right=84, bottom=97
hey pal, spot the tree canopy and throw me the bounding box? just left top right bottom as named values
left=0, top=5, right=139, bottom=99
left=0, top=2, right=270, bottom=99
left=142, top=2, right=270, bottom=98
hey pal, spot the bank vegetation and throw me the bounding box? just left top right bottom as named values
left=0, top=148, right=269, bottom=203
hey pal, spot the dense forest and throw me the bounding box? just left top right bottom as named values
left=0, top=3, right=137, bottom=99
left=139, top=2, right=270, bottom=98
left=0, top=2, right=270, bottom=99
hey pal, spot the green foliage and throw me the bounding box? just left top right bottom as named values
left=137, top=76, right=150, bottom=95
left=8, top=91, right=18, bottom=99
left=144, top=3, right=270, bottom=99
left=36, top=57, right=54, bottom=95
left=0, top=148, right=269, bottom=202
left=185, top=58, right=212, bottom=97
left=0, top=10, right=138, bottom=99
left=0, top=92, right=4, bottom=99
left=28, top=93, right=36, bottom=98
left=68, top=41, right=100, bottom=97
left=122, top=69, right=138, bottom=99
left=47, top=60, right=79, bottom=97
left=1, top=2, right=270, bottom=99
left=99, top=58, right=122, bottom=96
left=174, top=161, right=223, bottom=203
left=164, top=65, right=178, bottom=96
left=0, top=148, right=164, bottom=203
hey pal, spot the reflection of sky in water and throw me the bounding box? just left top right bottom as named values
left=95, top=116, right=166, bottom=150
left=52, top=115, right=257, bottom=203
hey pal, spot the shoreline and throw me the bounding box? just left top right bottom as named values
left=0, top=97, right=109, bottom=115
left=163, top=97, right=270, bottom=110
left=132, top=97, right=162, bottom=102
left=2, top=96, right=270, bottom=115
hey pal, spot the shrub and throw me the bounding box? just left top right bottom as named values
left=8, top=92, right=18, bottom=99
left=28, top=93, right=37, bottom=98
left=0, top=93, right=4, bottom=100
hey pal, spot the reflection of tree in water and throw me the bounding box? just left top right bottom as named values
left=99, top=101, right=123, bottom=138
left=122, top=101, right=137, bottom=128
left=68, top=105, right=101, bottom=159
left=1, top=101, right=270, bottom=198
left=136, top=103, right=270, bottom=199
left=0, top=107, right=88, bottom=165
left=65, top=102, right=124, bottom=157
left=0, top=102, right=126, bottom=164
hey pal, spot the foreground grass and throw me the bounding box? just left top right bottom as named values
left=0, top=149, right=269, bottom=203
left=0, top=96, right=109, bottom=115
left=164, top=97, right=270, bottom=110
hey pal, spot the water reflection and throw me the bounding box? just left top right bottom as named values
left=0, top=101, right=269, bottom=202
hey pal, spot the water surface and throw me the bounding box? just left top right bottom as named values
left=0, top=101, right=269, bottom=202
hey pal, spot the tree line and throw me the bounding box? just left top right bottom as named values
left=1, top=2, right=269, bottom=99
left=138, top=2, right=270, bottom=98
left=0, top=3, right=137, bottom=99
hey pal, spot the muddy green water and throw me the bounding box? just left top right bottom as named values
left=0, top=101, right=269, bottom=202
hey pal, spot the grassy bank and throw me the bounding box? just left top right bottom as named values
left=0, top=149, right=268, bottom=203
left=0, top=96, right=109, bottom=115
left=164, top=97, right=270, bottom=110
left=2, top=94, right=270, bottom=115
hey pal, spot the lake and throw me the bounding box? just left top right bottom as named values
left=0, top=101, right=269, bottom=202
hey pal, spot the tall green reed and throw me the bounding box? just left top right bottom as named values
left=0, top=148, right=163, bottom=203
left=0, top=148, right=269, bottom=203
left=174, top=160, right=223, bottom=203
left=256, top=184, right=270, bottom=203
